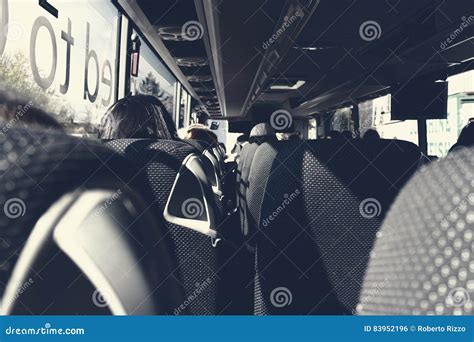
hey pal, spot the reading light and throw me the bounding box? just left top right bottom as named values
left=293, top=44, right=338, bottom=51
left=270, top=80, right=306, bottom=90
left=460, top=57, right=474, bottom=63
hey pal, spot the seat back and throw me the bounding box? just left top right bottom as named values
left=203, top=149, right=224, bottom=197
left=237, top=137, right=276, bottom=237
left=106, top=139, right=219, bottom=315
left=4, top=189, right=182, bottom=315
left=212, top=146, right=226, bottom=175
left=0, top=129, right=182, bottom=314
left=237, top=142, right=260, bottom=236
left=248, top=139, right=421, bottom=314
left=182, top=140, right=225, bottom=211
left=358, top=148, right=473, bottom=315
left=182, top=139, right=209, bottom=153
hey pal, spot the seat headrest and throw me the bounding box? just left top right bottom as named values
left=358, top=147, right=474, bottom=315
left=250, top=123, right=275, bottom=138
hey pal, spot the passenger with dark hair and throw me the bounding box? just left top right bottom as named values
left=219, top=142, right=227, bottom=154
left=0, top=87, right=64, bottom=133
left=289, top=133, right=302, bottom=141
left=231, top=134, right=249, bottom=162
left=234, top=133, right=249, bottom=148
left=449, top=119, right=474, bottom=154
left=183, top=123, right=219, bottom=146
left=326, top=130, right=341, bottom=140
left=98, top=95, right=177, bottom=140
left=362, top=129, right=381, bottom=140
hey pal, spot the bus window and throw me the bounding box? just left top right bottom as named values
left=177, top=87, right=190, bottom=129
left=0, top=0, right=120, bottom=136
left=358, top=95, right=419, bottom=145
left=330, top=107, right=354, bottom=133
left=308, top=118, right=317, bottom=140
left=130, top=31, right=176, bottom=119
left=427, top=70, right=474, bottom=157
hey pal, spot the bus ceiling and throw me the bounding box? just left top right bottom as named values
left=120, top=0, right=474, bottom=120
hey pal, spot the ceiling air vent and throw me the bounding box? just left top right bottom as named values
left=188, top=75, right=213, bottom=83
left=194, top=87, right=215, bottom=93
left=157, top=21, right=204, bottom=42
left=200, top=95, right=218, bottom=101
left=206, top=105, right=220, bottom=110
left=176, top=57, right=209, bottom=67
left=269, top=78, right=306, bottom=91
left=156, top=26, right=188, bottom=41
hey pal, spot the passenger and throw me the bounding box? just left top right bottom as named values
left=362, top=129, right=381, bottom=140
left=449, top=119, right=474, bottom=154
left=232, top=134, right=249, bottom=151
left=288, top=133, right=301, bottom=141
left=183, top=123, right=219, bottom=146
left=231, top=134, right=249, bottom=162
left=176, top=127, right=188, bottom=140
left=326, top=130, right=341, bottom=140
left=0, top=88, right=64, bottom=133
left=219, top=142, right=227, bottom=154
left=276, top=132, right=301, bottom=141
left=98, top=95, right=177, bottom=140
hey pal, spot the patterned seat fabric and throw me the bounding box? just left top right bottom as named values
left=237, top=137, right=277, bottom=237
left=359, top=147, right=473, bottom=315
left=247, top=139, right=421, bottom=315
left=106, top=139, right=218, bottom=315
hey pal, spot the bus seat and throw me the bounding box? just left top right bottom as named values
left=222, top=135, right=278, bottom=315
left=203, top=149, right=224, bottom=198
left=0, top=129, right=183, bottom=314
left=238, top=136, right=277, bottom=237
left=182, top=140, right=226, bottom=215
left=358, top=147, right=474, bottom=315
left=105, top=139, right=219, bottom=315
left=182, top=139, right=210, bottom=153
left=212, top=146, right=226, bottom=175
left=247, top=139, right=421, bottom=315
